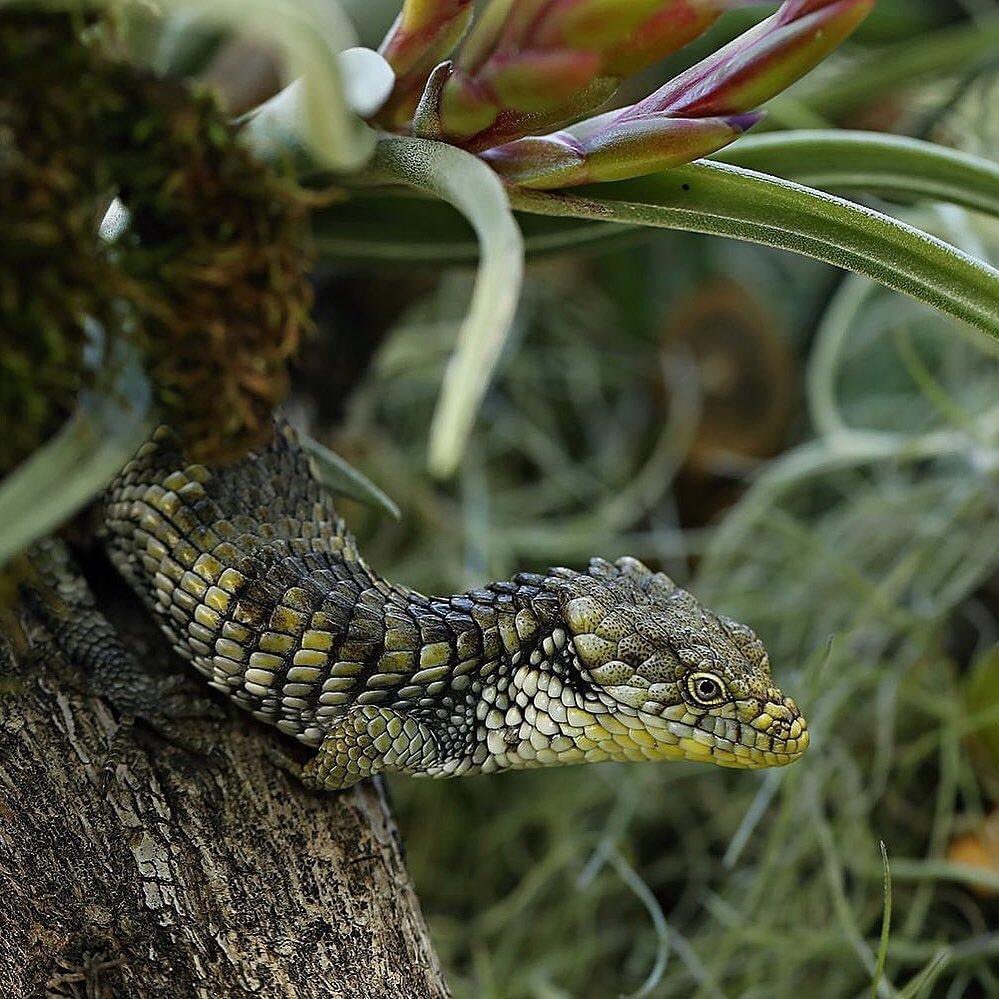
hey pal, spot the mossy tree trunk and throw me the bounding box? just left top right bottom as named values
left=0, top=566, right=449, bottom=998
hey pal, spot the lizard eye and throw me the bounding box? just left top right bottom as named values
left=686, top=672, right=727, bottom=707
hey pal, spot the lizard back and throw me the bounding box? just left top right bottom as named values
left=103, top=420, right=409, bottom=744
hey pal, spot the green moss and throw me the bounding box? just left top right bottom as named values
left=107, top=77, right=314, bottom=463
left=0, top=8, right=120, bottom=471
left=0, top=7, right=313, bottom=472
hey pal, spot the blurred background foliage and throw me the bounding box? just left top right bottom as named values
left=295, top=2, right=998, bottom=995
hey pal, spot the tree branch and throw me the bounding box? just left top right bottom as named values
left=0, top=569, right=450, bottom=998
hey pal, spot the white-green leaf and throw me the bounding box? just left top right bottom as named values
left=300, top=434, right=401, bottom=520
left=167, top=0, right=375, bottom=171
left=367, top=136, right=525, bottom=476
left=714, top=131, right=999, bottom=218
left=509, top=160, right=999, bottom=339
left=0, top=338, right=154, bottom=569
left=338, top=47, right=395, bottom=118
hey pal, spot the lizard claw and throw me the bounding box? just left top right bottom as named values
left=96, top=717, right=134, bottom=793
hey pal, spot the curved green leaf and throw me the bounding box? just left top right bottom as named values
left=300, top=433, right=401, bottom=520
left=714, top=131, right=999, bottom=217
left=367, top=136, right=525, bottom=476
left=338, top=46, right=395, bottom=118
left=872, top=842, right=893, bottom=999
left=0, top=338, right=153, bottom=570
left=509, top=160, right=999, bottom=338
left=313, top=192, right=633, bottom=263
left=167, top=0, right=376, bottom=171
left=314, top=133, right=999, bottom=265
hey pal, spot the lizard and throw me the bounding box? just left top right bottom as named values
left=24, top=416, right=808, bottom=790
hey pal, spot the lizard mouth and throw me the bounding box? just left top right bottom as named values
left=640, top=694, right=809, bottom=769
left=630, top=707, right=809, bottom=769
left=712, top=693, right=808, bottom=768
left=695, top=724, right=809, bottom=769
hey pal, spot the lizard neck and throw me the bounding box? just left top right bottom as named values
left=373, top=573, right=579, bottom=776
left=370, top=571, right=560, bottom=708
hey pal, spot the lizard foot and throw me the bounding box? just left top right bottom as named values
left=19, top=539, right=226, bottom=774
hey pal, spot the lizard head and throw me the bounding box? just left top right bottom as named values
left=510, top=557, right=808, bottom=770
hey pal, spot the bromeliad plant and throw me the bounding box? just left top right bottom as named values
left=378, top=0, right=871, bottom=183
left=329, top=0, right=996, bottom=473
left=2, top=0, right=999, bottom=569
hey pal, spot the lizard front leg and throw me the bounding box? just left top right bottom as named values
left=20, top=538, right=220, bottom=737
left=301, top=707, right=441, bottom=791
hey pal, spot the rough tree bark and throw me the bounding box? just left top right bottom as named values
left=0, top=561, right=450, bottom=998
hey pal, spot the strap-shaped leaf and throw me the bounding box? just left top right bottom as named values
left=300, top=434, right=401, bottom=520
left=0, top=339, right=153, bottom=569
left=368, top=136, right=525, bottom=475
left=316, top=133, right=999, bottom=265
left=714, top=131, right=999, bottom=218
left=509, top=160, right=999, bottom=338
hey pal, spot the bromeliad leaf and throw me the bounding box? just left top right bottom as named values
left=368, top=136, right=525, bottom=477
left=312, top=133, right=999, bottom=264
left=714, top=131, right=999, bottom=218
left=509, top=160, right=999, bottom=339
left=768, top=14, right=999, bottom=121
left=0, top=337, right=153, bottom=570
left=300, top=434, right=401, bottom=521
left=166, top=0, right=376, bottom=171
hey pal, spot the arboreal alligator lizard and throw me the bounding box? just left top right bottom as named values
left=34, top=418, right=809, bottom=789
